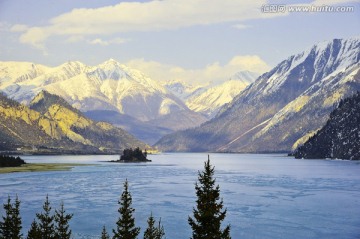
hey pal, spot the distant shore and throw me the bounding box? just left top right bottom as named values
left=0, top=163, right=88, bottom=174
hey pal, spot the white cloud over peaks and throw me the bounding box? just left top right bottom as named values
left=10, top=24, right=28, bottom=32
left=125, top=55, right=270, bottom=85
left=233, top=24, right=251, bottom=30
left=16, top=0, right=270, bottom=48
left=88, top=38, right=129, bottom=46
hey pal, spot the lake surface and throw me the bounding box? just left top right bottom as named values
left=1, top=153, right=360, bottom=239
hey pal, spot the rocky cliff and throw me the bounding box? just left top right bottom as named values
left=0, top=91, right=147, bottom=154
left=294, top=92, right=360, bottom=160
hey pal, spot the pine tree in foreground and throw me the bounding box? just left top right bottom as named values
left=0, top=195, right=23, bottom=239
left=113, top=179, right=140, bottom=239
left=12, top=196, right=22, bottom=239
left=27, top=220, right=40, bottom=239
left=36, top=195, right=55, bottom=239
left=54, top=201, right=73, bottom=239
left=188, top=156, right=231, bottom=239
left=101, top=226, right=110, bottom=239
left=143, top=213, right=165, bottom=239
left=0, top=197, right=12, bottom=238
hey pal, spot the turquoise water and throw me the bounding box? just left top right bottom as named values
left=0, top=153, right=359, bottom=238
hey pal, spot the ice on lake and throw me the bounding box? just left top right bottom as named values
left=1, top=153, right=360, bottom=239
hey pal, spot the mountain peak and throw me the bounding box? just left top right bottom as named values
left=60, top=61, right=86, bottom=69
left=101, top=58, right=121, bottom=67
left=30, top=90, right=81, bottom=115
left=229, top=70, right=258, bottom=84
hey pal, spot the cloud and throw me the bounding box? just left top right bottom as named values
left=16, top=0, right=271, bottom=48
left=19, top=27, right=52, bottom=49
left=88, top=38, right=129, bottom=46
left=65, top=35, right=85, bottom=43
left=0, top=22, right=12, bottom=32
left=233, top=24, right=251, bottom=30
left=11, top=0, right=358, bottom=49
left=125, top=55, right=271, bottom=85
left=10, top=24, right=28, bottom=32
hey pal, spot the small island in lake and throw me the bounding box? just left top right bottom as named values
left=111, top=148, right=151, bottom=163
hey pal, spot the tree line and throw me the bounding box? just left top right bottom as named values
left=1, top=158, right=231, bottom=239
left=0, top=155, right=26, bottom=167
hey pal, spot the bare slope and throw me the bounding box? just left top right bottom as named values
left=0, top=91, right=147, bottom=153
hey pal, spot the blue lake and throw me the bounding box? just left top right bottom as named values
left=1, top=153, right=360, bottom=239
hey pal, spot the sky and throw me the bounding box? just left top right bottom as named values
left=0, top=0, right=359, bottom=84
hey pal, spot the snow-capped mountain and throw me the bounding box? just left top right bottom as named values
left=1, top=59, right=186, bottom=121
left=163, top=80, right=207, bottom=101
left=185, top=71, right=257, bottom=117
left=0, top=59, right=208, bottom=143
left=229, top=70, right=258, bottom=82
left=163, top=71, right=257, bottom=118
left=155, top=38, right=360, bottom=152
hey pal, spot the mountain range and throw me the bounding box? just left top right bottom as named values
left=0, top=91, right=147, bottom=153
left=155, top=38, right=360, bottom=152
left=0, top=60, right=254, bottom=144
left=1, top=37, right=358, bottom=154
left=184, top=71, right=258, bottom=118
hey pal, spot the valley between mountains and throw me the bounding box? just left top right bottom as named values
left=1, top=37, right=359, bottom=156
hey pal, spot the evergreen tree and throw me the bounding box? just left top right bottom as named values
left=12, top=196, right=22, bottom=239
left=26, top=220, right=40, bottom=239
left=36, top=195, right=55, bottom=239
left=188, top=156, right=231, bottom=239
left=54, top=201, right=73, bottom=239
left=113, top=179, right=140, bottom=239
left=155, top=219, right=165, bottom=239
left=0, top=196, right=13, bottom=238
left=143, top=213, right=156, bottom=239
left=0, top=195, right=22, bottom=239
left=101, top=226, right=110, bottom=239
left=143, top=213, right=165, bottom=239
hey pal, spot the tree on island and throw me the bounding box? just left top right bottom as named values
left=188, top=156, right=231, bottom=239
left=113, top=179, right=140, bottom=239
left=0, top=155, right=26, bottom=167
left=119, top=148, right=150, bottom=162
left=0, top=195, right=22, bottom=239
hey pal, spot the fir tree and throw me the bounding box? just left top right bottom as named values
left=156, top=219, right=165, bottom=239
left=188, top=156, right=231, bottom=239
left=54, top=201, right=73, bottom=239
left=0, top=195, right=22, bottom=239
left=143, top=213, right=165, bottom=239
left=0, top=196, right=13, bottom=238
left=12, top=196, right=22, bottom=239
left=101, top=226, right=110, bottom=239
left=36, top=195, right=55, bottom=239
left=26, top=220, right=40, bottom=239
left=113, top=179, right=140, bottom=239
left=143, top=213, right=156, bottom=239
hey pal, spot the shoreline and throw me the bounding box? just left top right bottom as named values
left=0, top=163, right=90, bottom=174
